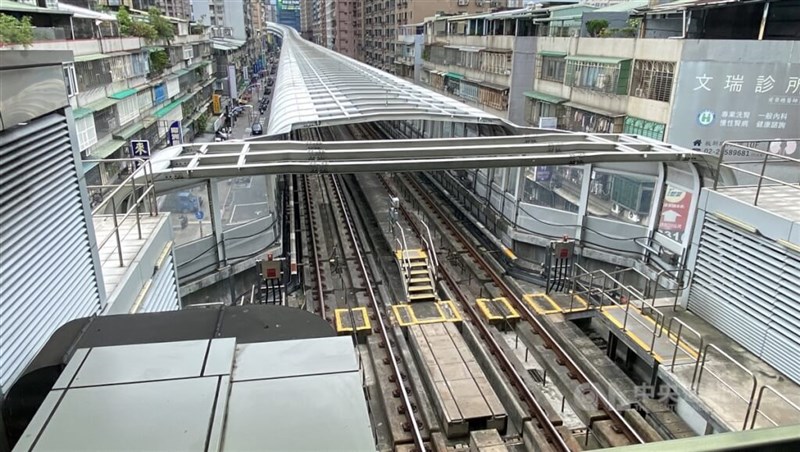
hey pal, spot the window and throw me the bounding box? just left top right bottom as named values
left=183, top=46, right=194, bottom=60
left=631, top=60, right=674, bottom=103
left=117, top=96, right=140, bottom=126
left=479, top=86, right=508, bottom=111
left=130, top=52, right=149, bottom=77
left=138, top=90, right=153, bottom=112
left=108, top=56, right=127, bottom=82
left=459, top=50, right=480, bottom=69
left=63, top=63, right=78, bottom=97
left=538, top=56, right=565, bottom=82
left=481, top=51, right=511, bottom=75
left=75, top=115, right=98, bottom=151
left=166, top=77, right=181, bottom=99
left=566, top=59, right=631, bottom=95
left=623, top=116, right=666, bottom=141
left=459, top=81, right=478, bottom=101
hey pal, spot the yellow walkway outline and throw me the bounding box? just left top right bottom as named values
left=334, top=307, right=372, bottom=333
left=600, top=305, right=699, bottom=363
left=476, top=297, right=521, bottom=321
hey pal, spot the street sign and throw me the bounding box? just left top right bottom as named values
left=167, top=121, right=183, bottom=146
left=195, top=210, right=204, bottom=220
left=130, top=140, right=150, bottom=168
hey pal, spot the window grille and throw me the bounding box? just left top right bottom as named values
left=63, top=64, right=78, bottom=97
left=479, top=86, right=508, bottom=111
left=481, top=51, right=511, bottom=75
left=537, top=56, right=565, bottom=82
left=459, top=81, right=478, bottom=101
left=566, top=60, right=621, bottom=94
left=117, top=96, right=140, bottom=126
left=631, top=60, right=674, bottom=103
left=75, top=115, right=97, bottom=151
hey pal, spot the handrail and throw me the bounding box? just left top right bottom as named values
left=654, top=268, right=692, bottom=310
left=87, top=158, right=158, bottom=267
left=749, top=385, right=800, bottom=430
left=665, top=317, right=703, bottom=374
left=693, top=343, right=758, bottom=430
left=420, top=219, right=439, bottom=279
left=394, top=221, right=411, bottom=280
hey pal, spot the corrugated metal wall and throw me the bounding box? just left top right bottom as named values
left=0, top=114, right=102, bottom=393
left=139, top=253, right=180, bottom=313
left=688, top=215, right=800, bottom=383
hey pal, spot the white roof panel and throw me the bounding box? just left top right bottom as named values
left=265, top=23, right=504, bottom=136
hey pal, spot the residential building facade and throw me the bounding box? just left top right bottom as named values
left=1, top=2, right=216, bottom=186
left=277, top=0, right=301, bottom=30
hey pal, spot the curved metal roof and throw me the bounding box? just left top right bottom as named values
left=265, top=23, right=506, bottom=136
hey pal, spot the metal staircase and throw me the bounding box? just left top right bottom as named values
left=396, top=249, right=437, bottom=303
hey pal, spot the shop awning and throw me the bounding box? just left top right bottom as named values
left=113, top=122, right=144, bottom=141
left=538, top=50, right=567, bottom=58
left=564, top=55, right=630, bottom=65
left=109, top=88, right=139, bottom=100
left=479, top=80, right=509, bottom=92
left=446, top=72, right=464, bottom=80
left=83, top=97, right=118, bottom=113
left=564, top=101, right=624, bottom=118
left=524, top=90, right=568, bottom=104
left=89, top=139, right=126, bottom=160
left=72, top=107, right=93, bottom=119
left=154, top=99, right=183, bottom=118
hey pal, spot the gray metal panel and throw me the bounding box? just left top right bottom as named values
left=0, top=113, right=102, bottom=393
left=140, top=253, right=180, bottom=313
left=223, top=373, right=375, bottom=452
left=0, top=66, right=68, bottom=131
left=203, top=337, right=237, bottom=376
left=31, top=377, right=219, bottom=452
left=52, top=348, right=90, bottom=390
left=69, top=340, right=208, bottom=387
left=232, top=336, right=358, bottom=381
left=689, top=213, right=800, bottom=383
left=12, top=390, right=64, bottom=452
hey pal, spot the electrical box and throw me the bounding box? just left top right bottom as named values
left=260, top=258, right=281, bottom=280
left=551, top=239, right=575, bottom=260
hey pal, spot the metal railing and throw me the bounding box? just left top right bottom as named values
left=653, top=268, right=692, bottom=311
left=749, top=385, right=800, bottom=430
left=394, top=221, right=411, bottom=281
left=420, top=219, right=438, bottom=281
left=87, top=158, right=159, bottom=267
left=713, top=139, right=800, bottom=207
left=693, top=344, right=758, bottom=431
left=571, top=264, right=666, bottom=357
left=665, top=317, right=703, bottom=373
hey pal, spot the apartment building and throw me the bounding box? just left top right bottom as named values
left=1, top=2, right=215, bottom=186
left=419, top=0, right=799, bottom=163
left=357, top=0, right=497, bottom=72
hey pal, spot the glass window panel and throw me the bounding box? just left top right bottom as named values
left=160, top=182, right=212, bottom=245
left=522, top=166, right=582, bottom=212
left=588, top=169, right=655, bottom=225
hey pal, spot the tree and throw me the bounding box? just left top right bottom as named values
left=149, top=49, right=169, bottom=74
left=195, top=113, right=209, bottom=134
left=0, top=14, right=34, bottom=47
left=585, top=19, right=609, bottom=38
left=148, top=8, right=174, bottom=43
left=117, top=6, right=132, bottom=35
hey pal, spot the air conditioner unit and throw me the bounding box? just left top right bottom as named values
left=457, top=0, right=469, bottom=5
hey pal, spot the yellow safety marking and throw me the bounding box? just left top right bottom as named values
left=334, top=307, right=372, bottom=333
left=477, top=297, right=522, bottom=321
left=562, top=294, right=590, bottom=313
left=395, top=249, right=427, bottom=260
left=391, top=302, right=463, bottom=326
left=438, top=300, right=463, bottom=322
left=410, top=269, right=429, bottom=276
left=600, top=306, right=665, bottom=362
left=392, top=304, right=416, bottom=327
left=523, top=293, right=561, bottom=315
left=409, top=277, right=431, bottom=284
left=626, top=305, right=700, bottom=360
left=408, top=293, right=437, bottom=301
left=501, top=245, right=518, bottom=261
left=408, top=285, right=434, bottom=292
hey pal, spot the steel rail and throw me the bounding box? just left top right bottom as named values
left=377, top=174, right=571, bottom=452
left=329, top=174, right=426, bottom=451
left=402, top=174, right=645, bottom=446
left=301, top=174, right=327, bottom=319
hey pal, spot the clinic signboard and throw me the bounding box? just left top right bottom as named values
left=668, top=41, right=798, bottom=162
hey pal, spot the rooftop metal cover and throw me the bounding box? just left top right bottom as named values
left=265, top=23, right=504, bottom=136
